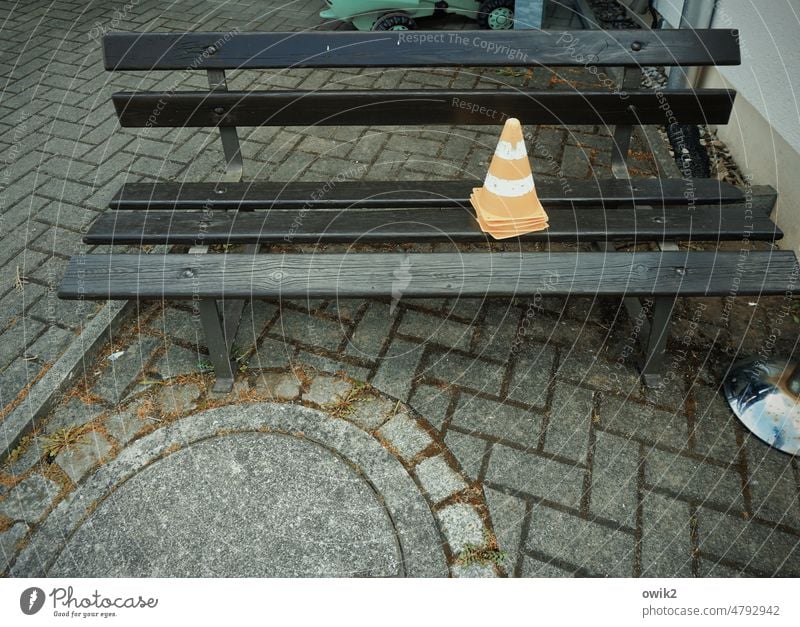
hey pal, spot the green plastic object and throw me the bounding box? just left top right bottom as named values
left=320, top=0, right=515, bottom=31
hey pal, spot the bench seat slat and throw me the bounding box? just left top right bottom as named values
left=84, top=206, right=782, bottom=245
left=110, top=179, right=746, bottom=211
left=103, top=30, right=741, bottom=70
left=59, top=252, right=798, bottom=300
left=113, top=89, right=736, bottom=128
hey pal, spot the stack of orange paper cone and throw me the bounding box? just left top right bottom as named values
left=470, top=118, right=549, bottom=240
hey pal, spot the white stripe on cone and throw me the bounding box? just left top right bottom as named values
left=494, top=139, right=527, bottom=160
left=482, top=173, right=535, bottom=197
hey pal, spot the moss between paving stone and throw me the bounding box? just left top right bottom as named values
left=4, top=361, right=500, bottom=577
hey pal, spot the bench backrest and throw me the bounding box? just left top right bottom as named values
left=103, top=29, right=741, bottom=180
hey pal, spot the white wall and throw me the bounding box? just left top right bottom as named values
left=701, top=1, right=800, bottom=253
left=710, top=0, right=800, bottom=156
left=651, top=0, right=800, bottom=252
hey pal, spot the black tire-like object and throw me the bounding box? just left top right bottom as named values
left=372, top=13, right=417, bottom=30
left=477, top=0, right=515, bottom=30
left=666, top=123, right=711, bottom=179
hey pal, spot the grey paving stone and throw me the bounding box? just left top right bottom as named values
left=24, top=325, right=74, bottom=363
left=248, top=336, right=294, bottom=369
left=48, top=433, right=402, bottom=577
left=520, top=555, right=575, bottom=577
left=302, top=376, right=352, bottom=406
left=0, top=318, right=45, bottom=370
left=437, top=503, right=486, bottom=555
left=697, top=559, right=747, bottom=577
left=444, top=296, right=484, bottom=321
left=425, top=350, right=506, bottom=395
left=445, top=430, right=490, bottom=481
left=0, top=282, right=46, bottom=332
left=415, top=455, right=468, bottom=503
left=371, top=338, right=425, bottom=402
left=408, top=384, right=452, bottom=432
left=273, top=309, right=347, bottom=352
left=397, top=309, right=475, bottom=351
left=600, top=395, right=689, bottom=450
left=0, top=474, right=59, bottom=522
left=545, top=385, right=593, bottom=463
left=29, top=293, right=98, bottom=331
left=506, top=347, right=556, bottom=408
left=744, top=438, right=800, bottom=530
left=44, top=397, right=104, bottom=434
left=233, top=301, right=277, bottom=350
left=451, top=562, right=497, bottom=578
left=485, top=486, right=526, bottom=571
left=324, top=298, right=364, bottom=322
left=486, top=444, right=586, bottom=509
left=346, top=396, right=396, bottom=432
left=104, top=407, right=150, bottom=446
left=525, top=504, right=634, bottom=577
left=151, top=307, right=204, bottom=349
left=561, top=144, right=591, bottom=178
left=0, top=358, right=42, bottom=409
left=556, top=351, right=642, bottom=395
left=640, top=366, right=689, bottom=411
left=55, top=431, right=112, bottom=484
left=92, top=336, right=160, bottom=405
left=452, top=395, right=542, bottom=446
left=696, top=507, right=800, bottom=576
left=690, top=385, right=742, bottom=461
left=640, top=491, right=693, bottom=577
left=152, top=344, right=204, bottom=379
left=292, top=351, right=371, bottom=381
left=378, top=413, right=433, bottom=462
left=254, top=372, right=302, bottom=400
left=157, top=383, right=202, bottom=416
left=590, top=431, right=640, bottom=528
left=645, top=447, right=744, bottom=512
left=3, top=435, right=47, bottom=476
left=472, top=302, right=520, bottom=363
left=0, top=522, right=29, bottom=573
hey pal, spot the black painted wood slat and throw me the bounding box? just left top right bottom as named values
left=84, top=206, right=782, bottom=245
left=59, top=251, right=799, bottom=300
left=103, top=30, right=741, bottom=71
left=112, top=89, right=736, bottom=128
left=109, top=179, right=746, bottom=211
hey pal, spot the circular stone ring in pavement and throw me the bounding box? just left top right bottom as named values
left=12, top=403, right=449, bottom=577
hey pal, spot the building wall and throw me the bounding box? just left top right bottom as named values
left=651, top=0, right=800, bottom=253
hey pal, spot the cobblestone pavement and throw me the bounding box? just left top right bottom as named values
left=2, top=0, right=800, bottom=577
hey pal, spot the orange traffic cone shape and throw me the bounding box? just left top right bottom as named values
left=470, top=118, right=549, bottom=240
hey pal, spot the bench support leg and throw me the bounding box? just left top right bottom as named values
left=640, top=296, right=676, bottom=388
left=207, top=69, right=243, bottom=182
left=198, top=299, right=236, bottom=393
left=611, top=67, right=642, bottom=179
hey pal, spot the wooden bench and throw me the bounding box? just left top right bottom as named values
left=58, top=29, right=799, bottom=392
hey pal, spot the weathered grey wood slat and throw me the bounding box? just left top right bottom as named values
left=84, top=206, right=782, bottom=245
left=103, top=30, right=741, bottom=71
left=59, top=251, right=798, bottom=300
left=112, top=89, right=736, bottom=128
left=109, top=179, right=746, bottom=210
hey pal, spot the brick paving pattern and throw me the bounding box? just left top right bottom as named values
left=1, top=0, right=799, bottom=577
